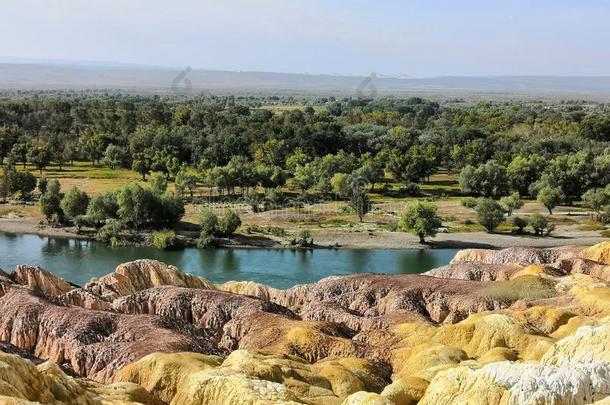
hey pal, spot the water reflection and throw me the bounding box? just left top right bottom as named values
left=0, top=232, right=458, bottom=289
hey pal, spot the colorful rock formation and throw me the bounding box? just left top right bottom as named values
left=0, top=241, right=609, bottom=404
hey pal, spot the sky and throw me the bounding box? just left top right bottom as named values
left=1, top=0, right=609, bottom=77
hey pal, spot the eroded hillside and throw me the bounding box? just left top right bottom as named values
left=0, top=242, right=609, bottom=404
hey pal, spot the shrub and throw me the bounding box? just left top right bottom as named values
left=6, top=170, right=36, bottom=200
left=462, top=197, right=479, bottom=209
left=475, top=198, right=505, bottom=232
left=400, top=182, right=421, bottom=196
left=151, top=230, right=178, bottom=250
left=217, top=209, right=241, bottom=237
left=245, top=190, right=263, bottom=212
left=38, top=177, right=48, bottom=195
left=197, top=232, right=218, bottom=248
left=512, top=216, right=528, bottom=234
left=582, top=188, right=610, bottom=218
left=150, top=172, right=168, bottom=194
left=198, top=207, right=219, bottom=236
left=73, top=215, right=93, bottom=232
left=86, top=191, right=119, bottom=227
left=529, top=214, right=554, bottom=236
left=39, top=181, right=62, bottom=222
left=95, top=220, right=122, bottom=243
left=298, top=229, right=312, bottom=240
left=117, top=183, right=184, bottom=230
left=60, top=186, right=89, bottom=224
left=264, top=187, right=285, bottom=209
left=293, top=229, right=313, bottom=247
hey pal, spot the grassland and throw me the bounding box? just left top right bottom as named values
left=0, top=162, right=608, bottom=249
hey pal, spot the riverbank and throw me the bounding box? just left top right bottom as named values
left=0, top=216, right=606, bottom=250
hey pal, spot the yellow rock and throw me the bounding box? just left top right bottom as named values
left=396, top=313, right=553, bottom=362
left=582, top=241, right=610, bottom=265
left=420, top=361, right=610, bottom=404
left=542, top=318, right=610, bottom=365
left=550, top=315, right=597, bottom=340
left=572, top=284, right=610, bottom=317
left=341, top=391, right=394, bottom=405
left=172, top=373, right=303, bottom=405
left=390, top=343, right=467, bottom=381
left=312, top=358, right=386, bottom=398
left=217, top=281, right=277, bottom=301
left=0, top=351, right=152, bottom=404
left=116, top=350, right=343, bottom=405
left=510, top=264, right=545, bottom=279
left=506, top=306, right=575, bottom=335
left=380, top=376, right=428, bottom=405
left=478, top=347, right=518, bottom=365
left=115, top=352, right=223, bottom=403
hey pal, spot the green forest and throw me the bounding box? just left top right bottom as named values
left=0, top=92, right=609, bottom=246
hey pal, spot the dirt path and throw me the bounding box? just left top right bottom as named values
left=310, top=226, right=608, bottom=249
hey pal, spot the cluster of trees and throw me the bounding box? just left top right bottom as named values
left=0, top=169, right=37, bottom=200
left=197, top=208, right=242, bottom=247
left=459, top=151, right=610, bottom=215
left=39, top=179, right=185, bottom=240
left=1, top=95, right=608, bottom=203
left=462, top=196, right=556, bottom=235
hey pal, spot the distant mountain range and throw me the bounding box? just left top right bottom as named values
left=2, top=62, right=610, bottom=99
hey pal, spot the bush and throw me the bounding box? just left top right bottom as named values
left=39, top=181, right=62, bottom=222
left=462, top=197, right=479, bottom=209
left=86, top=191, right=119, bottom=227
left=400, top=182, right=421, bottom=196
left=95, top=220, right=123, bottom=243
left=150, top=172, right=168, bottom=194
left=73, top=215, right=93, bottom=232
left=298, top=229, right=312, bottom=240
left=292, top=229, right=313, bottom=247
left=117, top=183, right=184, bottom=230
left=265, top=187, right=285, bottom=209
left=475, top=198, right=505, bottom=232
left=245, top=190, right=263, bottom=212
left=582, top=188, right=610, bottom=218
left=5, top=170, right=36, bottom=200
left=529, top=214, right=554, bottom=236
left=60, top=186, right=89, bottom=224
left=512, top=216, right=528, bottom=234
left=197, top=232, right=218, bottom=248
left=150, top=230, right=178, bottom=250
left=217, top=209, right=241, bottom=237
left=198, top=207, right=219, bottom=236
left=38, top=177, right=48, bottom=195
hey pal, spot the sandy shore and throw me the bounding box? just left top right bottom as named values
left=0, top=218, right=89, bottom=239
left=0, top=217, right=606, bottom=250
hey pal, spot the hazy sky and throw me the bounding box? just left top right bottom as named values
left=1, top=0, right=608, bottom=76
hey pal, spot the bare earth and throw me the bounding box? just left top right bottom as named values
left=310, top=227, right=608, bottom=249
left=0, top=217, right=606, bottom=250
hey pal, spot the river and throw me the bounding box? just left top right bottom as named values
left=0, top=232, right=459, bottom=289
